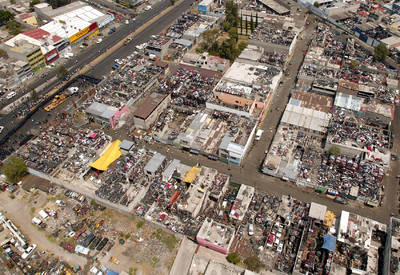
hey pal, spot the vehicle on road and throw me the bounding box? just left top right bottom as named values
left=333, top=196, right=347, bottom=205
left=248, top=223, right=254, bottom=236
left=44, top=94, right=67, bottom=112
left=0, top=126, right=3, bottom=133
left=6, top=92, right=16, bottom=99
left=255, top=129, right=264, bottom=141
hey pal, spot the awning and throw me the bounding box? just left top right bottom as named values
left=183, top=167, right=201, bottom=183
left=90, top=140, right=121, bottom=171
left=322, top=234, right=336, bottom=252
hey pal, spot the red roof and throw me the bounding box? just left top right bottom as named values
left=17, top=13, right=31, bottom=20
left=23, top=28, right=62, bottom=43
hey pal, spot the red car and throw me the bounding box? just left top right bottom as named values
left=64, top=243, right=75, bottom=252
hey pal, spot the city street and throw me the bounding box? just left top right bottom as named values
left=139, top=19, right=398, bottom=224
left=0, top=0, right=195, bottom=141
left=0, top=7, right=398, bottom=225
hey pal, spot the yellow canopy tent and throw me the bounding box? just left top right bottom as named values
left=183, top=166, right=201, bottom=183
left=90, top=140, right=121, bottom=171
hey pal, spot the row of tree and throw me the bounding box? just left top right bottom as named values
left=197, top=1, right=248, bottom=62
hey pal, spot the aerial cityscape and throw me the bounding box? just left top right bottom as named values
left=0, top=0, right=399, bottom=274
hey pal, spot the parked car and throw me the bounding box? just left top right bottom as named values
left=21, top=244, right=37, bottom=259
left=248, top=224, right=254, bottom=236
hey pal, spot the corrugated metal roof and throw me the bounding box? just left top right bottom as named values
left=144, top=152, right=166, bottom=174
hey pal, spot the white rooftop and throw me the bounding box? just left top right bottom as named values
left=41, top=18, right=90, bottom=39
left=281, top=104, right=331, bottom=134
left=53, top=5, right=105, bottom=24
left=223, top=61, right=276, bottom=86
left=5, top=34, right=55, bottom=54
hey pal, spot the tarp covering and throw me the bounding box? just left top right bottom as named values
left=183, top=167, right=201, bottom=183
left=324, top=211, right=335, bottom=227
left=90, top=140, right=121, bottom=171
left=322, top=234, right=336, bottom=252
left=106, top=270, right=119, bottom=275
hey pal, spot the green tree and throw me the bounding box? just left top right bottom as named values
left=222, top=21, right=232, bottom=32
left=57, top=65, right=68, bottom=79
left=374, top=44, right=389, bottom=62
left=30, top=89, right=38, bottom=101
left=244, top=256, right=265, bottom=272
left=170, top=0, right=175, bottom=5
left=228, top=27, right=238, bottom=41
left=0, top=10, right=14, bottom=26
left=2, top=156, right=27, bottom=183
left=0, top=49, right=8, bottom=58
left=48, top=0, right=71, bottom=9
left=227, top=252, right=240, bottom=265
left=328, top=146, right=341, bottom=156
left=239, top=12, right=243, bottom=35
left=225, top=1, right=239, bottom=27
left=250, top=14, right=254, bottom=33
left=202, top=28, right=218, bottom=45
left=10, top=0, right=16, bottom=4
left=238, top=41, right=248, bottom=51
left=7, top=21, right=21, bottom=35
left=30, top=0, right=40, bottom=7
left=313, top=1, right=320, bottom=7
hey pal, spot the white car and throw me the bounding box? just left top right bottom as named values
left=277, top=242, right=283, bottom=253
left=21, top=244, right=37, bottom=259
left=248, top=224, right=254, bottom=236
left=0, top=126, right=4, bottom=133
left=6, top=92, right=16, bottom=99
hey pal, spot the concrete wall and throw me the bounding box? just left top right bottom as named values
left=179, top=63, right=224, bottom=79
left=196, top=237, right=228, bottom=254
left=206, top=102, right=252, bottom=118
left=324, top=141, right=365, bottom=157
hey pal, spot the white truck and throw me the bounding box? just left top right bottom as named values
left=32, top=217, right=42, bottom=226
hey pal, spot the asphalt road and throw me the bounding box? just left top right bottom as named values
left=0, top=0, right=195, bottom=138
left=0, top=0, right=192, bottom=110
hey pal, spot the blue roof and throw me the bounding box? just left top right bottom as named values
left=322, top=234, right=336, bottom=252
left=106, top=270, right=119, bottom=275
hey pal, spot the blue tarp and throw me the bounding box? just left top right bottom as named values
left=322, top=234, right=336, bottom=252
left=106, top=270, right=119, bottom=275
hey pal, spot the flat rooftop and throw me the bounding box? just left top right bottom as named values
left=258, top=0, right=290, bottom=14
left=41, top=18, right=90, bottom=39
left=291, top=90, right=334, bottom=113
left=230, top=184, right=254, bottom=221
left=196, top=218, right=235, bottom=250
left=222, top=61, right=281, bottom=88
left=133, top=93, right=169, bottom=120
left=281, top=99, right=332, bottom=134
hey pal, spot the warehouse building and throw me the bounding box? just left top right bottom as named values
left=133, top=93, right=171, bottom=130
